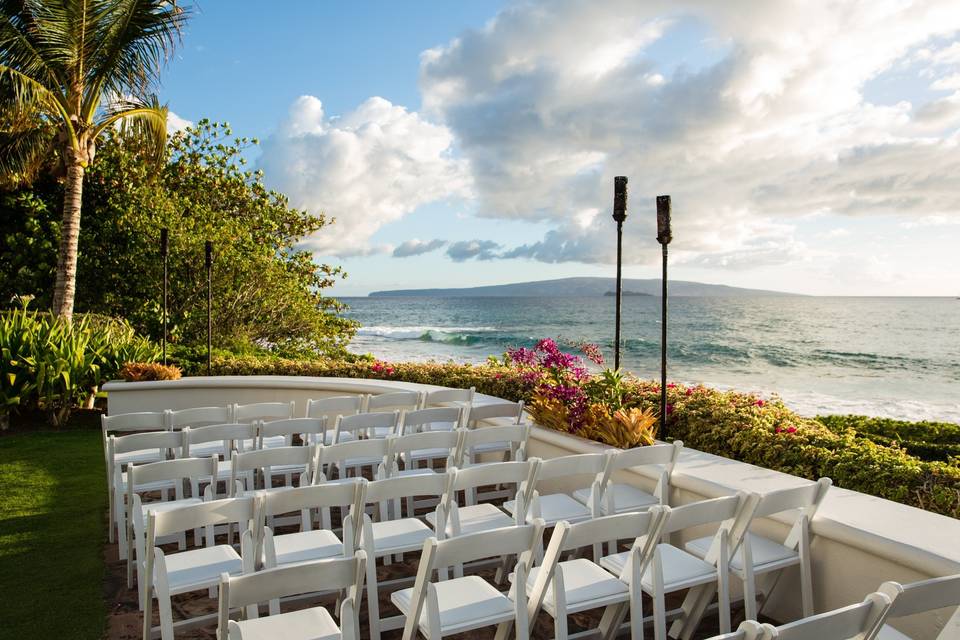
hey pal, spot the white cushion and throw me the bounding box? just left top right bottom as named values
left=504, top=493, right=592, bottom=525
left=229, top=605, right=341, bottom=640
left=427, top=503, right=514, bottom=535
left=526, top=559, right=628, bottom=612
left=601, top=544, right=716, bottom=591
left=273, top=530, right=343, bottom=566
left=875, top=624, right=912, bottom=640
left=685, top=533, right=799, bottom=571
left=162, top=544, right=242, bottom=593
left=392, top=575, right=515, bottom=634
left=366, top=518, right=434, bottom=554
left=574, top=483, right=659, bottom=514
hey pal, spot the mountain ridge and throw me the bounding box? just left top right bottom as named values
left=369, top=277, right=801, bottom=297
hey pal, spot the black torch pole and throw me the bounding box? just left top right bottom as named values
left=160, top=228, right=169, bottom=366
left=612, top=176, right=628, bottom=370
left=205, top=240, right=213, bottom=376
left=656, top=195, right=672, bottom=434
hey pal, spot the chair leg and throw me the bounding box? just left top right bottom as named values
left=718, top=578, right=731, bottom=634
left=366, top=555, right=382, bottom=640
left=554, top=610, right=569, bottom=640
left=742, top=573, right=758, bottom=621
left=653, top=590, right=668, bottom=640
left=108, top=490, right=116, bottom=543
left=599, top=602, right=630, bottom=640
left=154, top=581, right=175, bottom=640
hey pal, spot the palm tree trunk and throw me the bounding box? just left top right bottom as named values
left=53, top=159, right=84, bottom=321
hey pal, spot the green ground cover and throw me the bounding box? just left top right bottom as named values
left=0, top=427, right=106, bottom=640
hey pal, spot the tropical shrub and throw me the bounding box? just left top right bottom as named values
left=119, top=362, right=182, bottom=382
left=815, top=415, right=960, bottom=462
left=0, top=299, right=160, bottom=426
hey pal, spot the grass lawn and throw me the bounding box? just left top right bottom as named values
left=0, top=428, right=106, bottom=640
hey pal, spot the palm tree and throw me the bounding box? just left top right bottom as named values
left=0, top=0, right=187, bottom=320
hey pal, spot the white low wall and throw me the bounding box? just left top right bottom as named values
left=103, top=375, right=960, bottom=638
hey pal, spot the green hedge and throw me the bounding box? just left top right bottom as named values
left=815, top=415, right=960, bottom=462
left=160, top=354, right=960, bottom=519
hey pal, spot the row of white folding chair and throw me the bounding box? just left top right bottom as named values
left=710, top=572, right=960, bottom=640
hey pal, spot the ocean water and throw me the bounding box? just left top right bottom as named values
left=341, top=296, right=960, bottom=423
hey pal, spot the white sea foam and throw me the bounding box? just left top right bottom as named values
left=355, top=325, right=497, bottom=340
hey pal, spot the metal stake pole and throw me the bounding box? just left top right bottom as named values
left=205, top=240, right=212, bottom=376
left=160, top=228, right=168, bottom=366
left=612, top=176, right=628, bottom=370
left=656, top=195, right=672, bottom=435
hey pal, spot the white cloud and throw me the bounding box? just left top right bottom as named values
left=393, top=238, right=447, bottom=258
left=447, top=239, right=503, bottom=261
left=418, top=0, right=960, bottom=266
left=166, top=110, right=192, bottom=133
left=258, top=96, right=471, bottom=256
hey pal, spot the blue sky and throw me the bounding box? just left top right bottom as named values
left=161, top=1, right=960, bottom=296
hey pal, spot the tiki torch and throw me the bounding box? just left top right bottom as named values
left=160, top=228, right=169, bottom=366
left=656, top=195, right=672, bottom=433
left=612, top=176, right=628, bottom=370
left=205, top=240, right=213, bottom=376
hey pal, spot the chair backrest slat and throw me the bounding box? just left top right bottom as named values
left=538, top=452, right=612, bottom=482
left=364, top=473, right=448, bottom=503
left=390, top=430, right=462, bottom=455
left=129, top=456, right=217, bottom=488
left=305, top=395, right=363, bottom=420
left=259, top=417, right=326, bottom=445
left=423, top=387, right=475, bottom=407
left=262, top=479, right=363, bottom=517
left=661, top=494, right=742, bottom=534
left=613, top=441, right=682, bottom=471
left=451, top=459, right=539, bottom=491
left=433, top=521, right=540, bottom=567
left=754, top=480, right=828, bottom=518
left=367, top=390, right=422, bottom=412
left=226, top=553, right=363, bottom=608
left=334, top=411, right=399, bottom=442
left=184, top=422, right=258, bottom=445
left=150, top=495, right=255, bottom=538
left=233, top=401, right=295, bottom=423
left=771, top=593, right=890, bottom=640
left=880, top=574, right=960, bottom=619
left=561, top=510, right=661, bottom=552
left=467, top=401, right=523, bottom=425
left=400, top=407, right=462, bottom=434
left=232, top=446, right=314, bottom=473
left=102, top=411, right=166, bottom=433
left=111, top=430, right=181, bottom=455
left=167, top=406, right=232, bottom=429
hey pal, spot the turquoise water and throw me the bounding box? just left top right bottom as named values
left=342, top=296, right=960, bottom=422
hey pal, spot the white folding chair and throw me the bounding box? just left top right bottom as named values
left=126, top=456, right=218, bottom=595
left=306, top=396, right=364, bottom=444
left=421, top=386, right=475, bottom=411
left=217, top=552, right=366, bottom=640
left=504, top=452, right=615, bottom=529
left=869, top=573, right=960, bottom=640
left=232, top=401, right=296, bottom=449
left=523, top=510, right=665, bottom=640
left=313, top=437, right=393, bottom=486
left=359, top=473, right=451, bottom=640
left=461, top=400, right=525, bottom=465
left=429, top=460, right=540, bottom=539
left=398, top=407, right=463, bottom=470
left=390, top=429, right=464, bottom=477
left=141, top=496, right=257, bottom=640
left=602, top=493, right=758, bottom=640
left=230, top=446, right=316, bottom=498
left=392, top=521, right=544, bottom=640
left=102, top=411, right=168, bottom=543
left=574, top=441, right=683, bottom=515
left=256, top=418, right=327, bottom=485
left=259, top=480, right=365, bottom=576
left=183, top=423, right=259, bottom=488
left=685, top=478, right=831, bottom=621
left=109, top=430, right=181, bottom=559
left=334, top=410, right=399, bottom=441
left=166, top=406, right=233, bottom=456
left=760, top=592, right=892, bottom=640
left=366, top=391, right=423, bottom=437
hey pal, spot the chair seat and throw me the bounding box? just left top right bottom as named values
left=340, top=456, right=384, bottom=469
left=229, top=605, right=341, bottom=640
left=467, top=441, right=511, bottom=456
left=369, top=427, right=394, bottom=438
left=504, top=493, right=592, bottom=525
left=874, top=624, right=912, bottom=640
left=404, top=447, right=452, bottom=461
left=367, top=518, right=434, bottom=554
left=601, top=544, right=717, bottom=592
left=162, top=544, right=242, bottom=594
left=273, top=530, right=343, bottom=566
left=685, top=532, right=799, bottom=572
left=574, top=483, right=659, bottom=514
left=427, top=503, right=514, bottom=535
left=525, top=559, right=629, bottom=613
left=392, top=575, right=515, bottom=635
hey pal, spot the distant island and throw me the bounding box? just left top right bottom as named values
left=604, top=290, right=652, bottom=297
left=369, top=276, right=800, bottom=297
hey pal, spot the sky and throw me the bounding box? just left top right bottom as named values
left=161, top=0, right=960, bottom=296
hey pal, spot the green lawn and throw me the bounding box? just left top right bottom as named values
left=0, top=429, right=106, bottom=640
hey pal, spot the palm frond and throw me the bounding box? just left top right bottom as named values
left=94, top=94, right=167, bottom=163
left=83, top=0, right=186, bottom=121
left=0, top=0, right=67, bottom=93
left=0, top=112, right=55, bottom=186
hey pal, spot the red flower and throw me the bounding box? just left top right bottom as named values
left=754, top=399, right=765, bottom=407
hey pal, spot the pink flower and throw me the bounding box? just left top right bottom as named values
left=754, top=399, right=765, bottom=407
left=775, top=427, right=782, bottom=433
left=667, top=382, right=677, bottom=389
left=685, top=388, right=693, bottom=396
left=786, top=426, right=797, bottom=434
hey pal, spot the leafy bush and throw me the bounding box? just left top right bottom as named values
left=0, top=298, right=160, bottom=426
left=815, top=415, right=960, bottom=462
left=170, top=347, right=960, bottom=519
left=119, top=362, right=182, bottom=382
